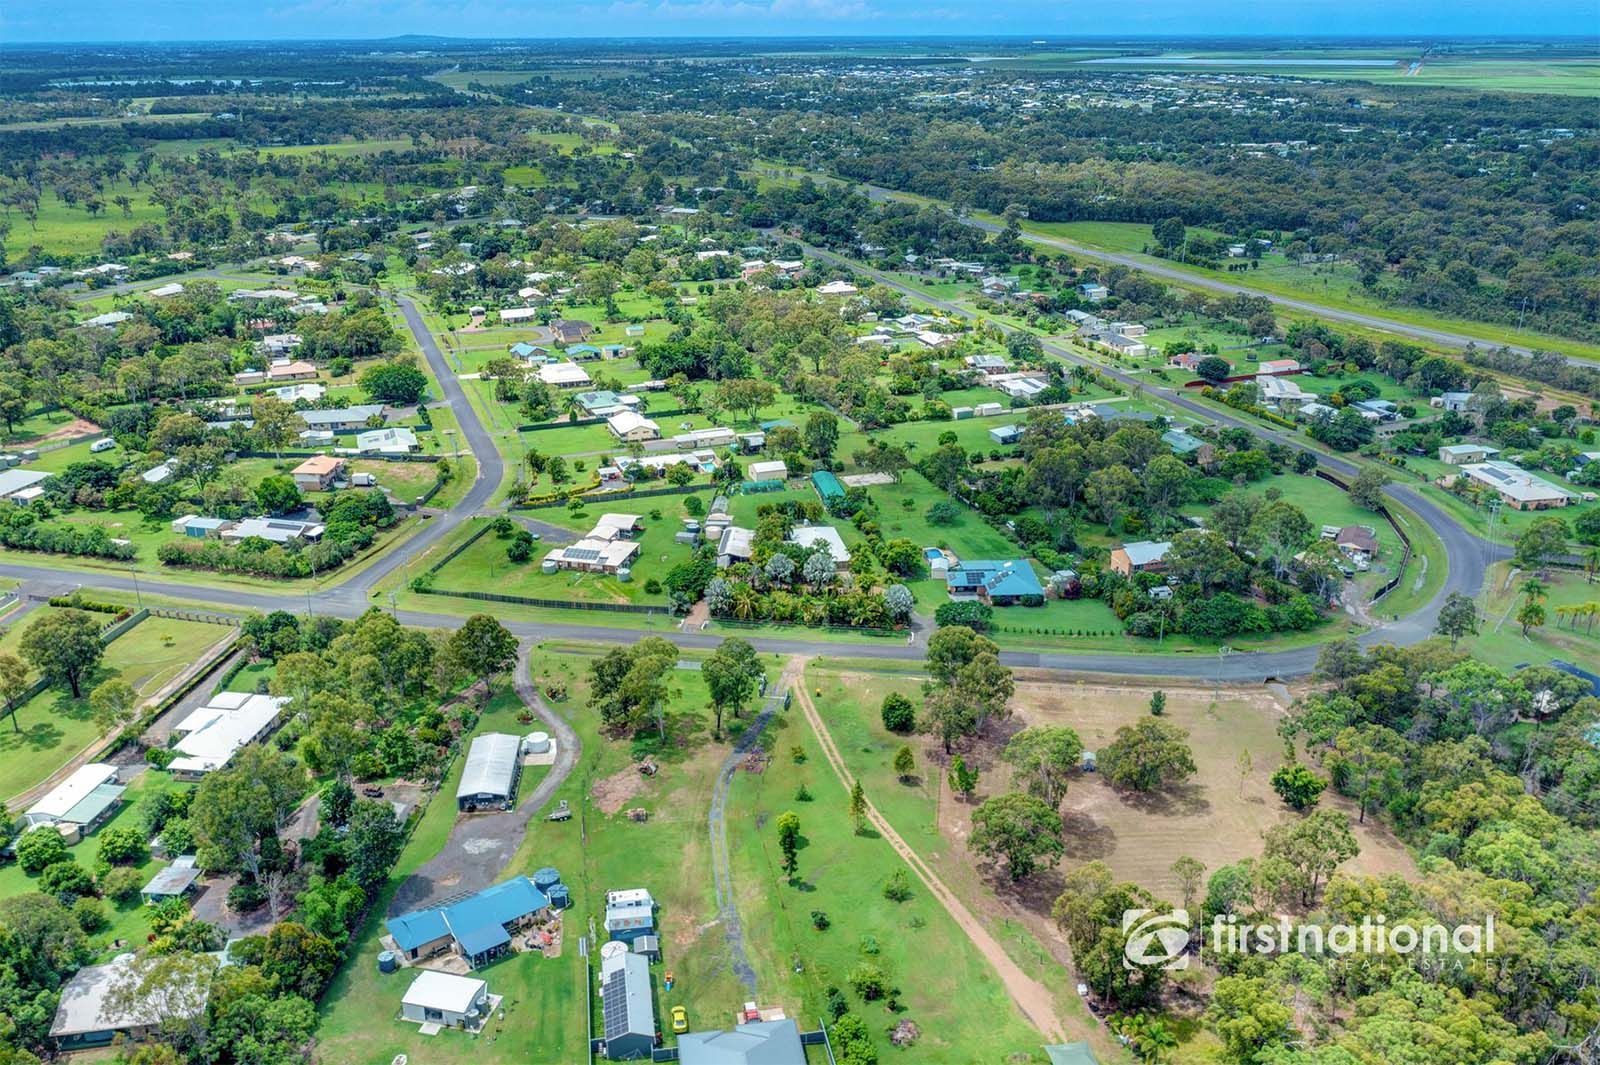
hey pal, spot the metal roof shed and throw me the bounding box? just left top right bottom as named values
left=457, top=733, right=523, bottom=810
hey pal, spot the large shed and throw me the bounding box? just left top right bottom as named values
left=600, top=949, right=655, bottom=1060
left=456, top=733, right=523, bottom=811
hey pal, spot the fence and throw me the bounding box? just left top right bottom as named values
left=150, top=607, right=241, bottom=626
left=422, top=519, right=496, bottom=575
left=416, top=586, right=669, bottom=615
left=0, top=608, right=152, bottom=749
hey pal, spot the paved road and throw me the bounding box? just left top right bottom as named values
left=852, top=183, right=1585, bottom=364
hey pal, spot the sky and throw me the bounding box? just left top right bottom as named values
left=4, top=0, right=1598, bottom=43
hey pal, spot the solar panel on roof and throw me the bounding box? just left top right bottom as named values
left=566, top=547, right=601, bottom=561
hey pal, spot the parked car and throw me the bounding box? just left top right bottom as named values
left=671, top=1005, right=688, bottom=1034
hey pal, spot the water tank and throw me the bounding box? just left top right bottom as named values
left=532, top=866, right=562, bottom=891
left=541, top=559, right=559, bottom=575
left=548, top=884, right=571, bottom=910
left=600, top=940, right=628, bottom=962
left=377, top=951, right=398, bottom=974
left=524, top=732, right=551, bottom=755
left=616, top=566, right=632, bottom=582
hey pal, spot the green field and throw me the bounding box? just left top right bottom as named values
left=1466, top=561, right=1600, bottom=669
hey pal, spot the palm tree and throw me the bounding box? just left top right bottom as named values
left=1585, top=546, right=1600, bottom=584
left=1521, top=578, right=1549, bottom=605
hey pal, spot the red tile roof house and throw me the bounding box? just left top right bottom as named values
left=291, top=455, right=344, bottom=491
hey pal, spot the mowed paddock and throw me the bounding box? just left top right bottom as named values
left=940, top=676, right=1417, bottom=903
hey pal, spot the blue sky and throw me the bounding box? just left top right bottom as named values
left=4, top=0, right=1597, bottom=43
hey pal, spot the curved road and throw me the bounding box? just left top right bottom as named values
left=2, top=285, right=1508, bottom=681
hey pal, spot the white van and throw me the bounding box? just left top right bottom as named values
left=89, top=438, right=116, bottom=453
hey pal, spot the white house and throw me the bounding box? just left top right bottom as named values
left=788, top=524, right=851, bottom=567
left=24, top=763, right=124, bottom=833
left=816, top=280, right=858, bottom=296
left=747, top=460, right=788, bottom=482
left=353, top=426, right=419, bottom=454
left=167, top=692, right=289, bottom=779
left=606, top=411, right=661, bottom=443
left=400, top=971, right=491, bottom=1031
left=537, top=362, right=591, bottom=389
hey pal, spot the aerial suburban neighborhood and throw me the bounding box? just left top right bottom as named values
left=0, top=20, right=1595, bottom=1065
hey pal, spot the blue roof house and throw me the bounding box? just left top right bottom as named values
left=386, top=876, right=550, bottom=968
left=945, top=559, right=1044, bottom=606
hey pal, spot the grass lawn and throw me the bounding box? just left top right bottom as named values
left=1466, top=561, right=1600, bottom=670
left=0, top=613, right=231, bottom=801
left=0, top=770, right=194, bottom=962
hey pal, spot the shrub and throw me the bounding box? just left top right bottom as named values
left=794, top=784, right=813, bottom=802
left=73, top=896, right=110, bottom=933
left=99, top=865, right=145, bottom=903
left=934, top=599, right=993, bottom=632
left=811, top=910, right=831, bottom=931
left=41, top=860, right=96, bottom=901
left=859, top=933, right=880, bottom=955
left=228, top=880, right=268, bottom=912
left=848, top=961, right=888, bottom=1001
left=882, top=870, right=912, bottom=902
left=97, top=825, right=149, bottom=866
left=16, top=826, right=68, bottom=874
left=880, top=692, right=915, bottom=733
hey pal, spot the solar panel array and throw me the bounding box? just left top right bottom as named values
left=601, top=971, right=630, bottom=1039
left=567, top=546, right=601, bottom=562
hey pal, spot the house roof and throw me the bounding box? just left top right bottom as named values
left=1439, top=443, right=1497, bottom=457
left=387, top=906, right=450, bottom=951
left=26, top=763, right=120, bottom=822
left=1162, top=430, right=1206, bottom=455
left=788, top=525, right=851, bottom=563
left=1119, top=541, right=1172, bottom=567
left=538, top=362, right=591, bottom=386
left=299, top=405, right=383, bottom=427
left=607, top=411, right=659, bottom=437
left=457, top=732, right=522, bottom=801
left=402, top=970, right=486, bottom=1015
left=388, top=876, right=550, bottom=955
left=718, top=526, right=754, bottom=559
left=1461, top=461, right=1572, bottom=503
left=946, top=559, right=1044, bottom=599
left=142, top=861, right=202, bottom=898
left=1336, top=526, right=1379, bottom=553
left=601, top=951, right=654, bottom=1041
left=168, top=693, right=288, bottom=775
left=50, top=954, right=214, bottom=1039
left=223, top=517, right=324, bottom=544
left=0, top=469, right=49, bottom=498
left=677, top=1018, right=807, bottom=1065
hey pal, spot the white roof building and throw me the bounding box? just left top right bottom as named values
left=81, top=311, right=132, bottom=329
left=0, top=469, right=49, bottom=500
left=269, top=382, right=326, bottom=403
left=147, top=283, right=184, bottom=298
left=816, top=280, right=858, bottom=296
left=353, top=426, right=419, bottom=454
left=537, top=362, right=592, bottom=389
left=456, top=732, right=523, bottom=807
left=401, top=970, right=489, bottom=1025
left=499, top=307, right=541, bottom=322
left=1257, top=375, right=1310, bottom=405
left=25, top=763, right=124, bottom=828
left=747, top=460, right=788, bottom=481
left=167, top=692, right=288, bottom=776
left=788, top=525, right=851, bottom=564
left=1459, top=461, right=1573, bottom=509
left=50, top=954, right=215, bottom=1047
left=606, top=411, right=660, bottom=442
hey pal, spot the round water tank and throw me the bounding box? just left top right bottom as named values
left=532, top=866, right=561, bottom=890
left=616, top=566, right=632, bottom=582
left=524, top=732, right=551, bottom=754
left=541, top=559, right=559, bottom=575
left=377, top=951, right=397, bottom=974
left=600, top=940, right=628, bottom=961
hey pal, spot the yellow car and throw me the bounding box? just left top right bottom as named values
left=671, top=1005, right=688, bottom=1034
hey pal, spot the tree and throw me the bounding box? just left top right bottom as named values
left=1001, top=726, right=1084, bottom=807
left=1099, top=719, right=1197, bottom=793
left=893, top=745, right=915, bottom=783
left=0, top=652, right=30, bottom=731
left=358, top=360, right=428, bottom=405
left=1148, top=690, right=1166, bottom=716
left=848, top=780, right=867, bottom=834
left=1514, top=516, right=1569, bottom=569
left=1349, top=467, right=1391, bottom=511
left=969, top=792, right=1063, bottom=880
left=880, top=692, right=915, bottom=733
left=103, top=952, right=218, bottom=1056
left=923, top=650, right=1014, bottom=753
left=446, top=615, right=518, bottom=702
left=1152, top=216, right=1186, bottom=251
left=243, top=921, right=341, bottom=1000
left=254, top=474, right=302, bottom=516
left=1433, top=591, right=1479, bottom=648
left=776, top=811, right=801, bottom=878
left=344, top=799, right=404, bottom=893
left=96, top=825, right=148, bottom=866
left=1270, top=762, right=1327, bottom=810
left=948, top=754, right=978, bottom=799
left=1329, top=724, right=1405, bottom=823
left=1516, top=599, right=1547, bottom=637
left=19, top=610, right=103, bottom=699
left=1170, top=856, right=1205, bottom=916
left=884, top=584, right=914, bottom=624
left=803, top=411, right=840, bottom=461
left=1205, top=975, right=1295, bottom=1062
left=702, top=637, right=762, bottom=739
left=1261, top=809, right=1358, bottom=906
left=712, top=378, right=776, bottom=425
left=89, top=679, right=139, bottom=735
left=1196, top=355, right=1231, bottom=383
left=191, top=745, right=303, bottom=913
left=16, top=827, right=68, bottom=874
left=249, top=396, right=305, bottom=458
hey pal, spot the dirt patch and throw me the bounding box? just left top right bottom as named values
left=591, top=766, right=649, bottom=815
left=35, top=417, right=100, bottom=444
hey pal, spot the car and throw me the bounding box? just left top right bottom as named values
left=671, top=1005, right=688, bottom=1034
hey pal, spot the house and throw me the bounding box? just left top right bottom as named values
left=1352, top=399, right=1399, bottom=421
left=228, top=288, right=300, bottom=302
left=24, top=763, right=125, bottom=833
left=0, top=469, right=48, bottom=501
left=600, top=949, right=655, bottom=1060
left=265, top=359, right=317, bottom=382
left=386, top=876, right=551, bottom=969
left=81, top=311, right=133, bottom=329
left=147, top=282, right=184, bottom=298
left=222, top=517, right=325, bottom=545
left=544, top=514, right=643, bottom=574
left=736, top=431, right=766, bottom=453
left=674, top=427, right=736, bottom=450
left=677, top=1018, right=808, bottom=1065
left=1064, top=309, right=1105, bottom=330
left=565, top=344, right=602, bottom=361
left=167, top=692, right=289, bottom=779
left=400, top=970, right=491, bottom=1031
left=269, top=382, right=325, bottom=403
left=746, top=460, right=788, bottom=482
left=50, top=953, right=215, bottom=1051
left=353, top=426, right=419, bottom=455
left=538, top=361, right=592, bottom=389
left=816, top=280, right=858, bottom=296
left=1435, top=391, right=1476, bottom=413
left=258, top=334, right=303, bottom=357
left=1109, top=540, right=1172, bottom=577
left=170, top=514, right=233, bottom=539
left=1162, top=429, right=1206, bottom=456
left=141, top=856, right=202, bottom=904
left=1095, top=332, right=1149, bottom=358
left=509, top=341, right=548, bottom=361
left=577, top=390, right=642, bottom=417
left=1168, top=352, right=1203, bottom=372
left=788, top=524, right=851, bottom=567
left=973, top=402, right=1004, bottom=418
left=299, top=404, right=385, bottom=432
left=292, top=455, right=344, bottom=490
left=457, top=733, right=523, bottom=811
left=550, top=319, right=595, bottom=344
left=1256, top=358, right=1301, bottom=375
left=604, top=888, right=656, bottom=942
left=717, top=526, right=754, bottom=568
left=1439, top=443, right=1499, bottom=465
left=1297, top=402, right=1338, bottom=422
left=607, top=411, right=661, bottom=443
left=946, top=559, right=1044, bottom=605
left=965, top=354, right=1011, bottom=374
left=1078, top=283, right=1109, bottom=302
left=1458, top=461, right=1572, bottom=511
left=499, top=307, right=541, bottom=323
left=989, top=425, right=1022, bottom=446
left=1108, top=322, right=1147, bottom=338
left=1257, top=375, right=1311, bottom=408
left=915, top=330, right=957, bottom=349
left=994, top=375, right=1049, bottom=400
left=1334, top=525, right=1380, bottom=562
left=141, top=461, right=175, bottom=486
